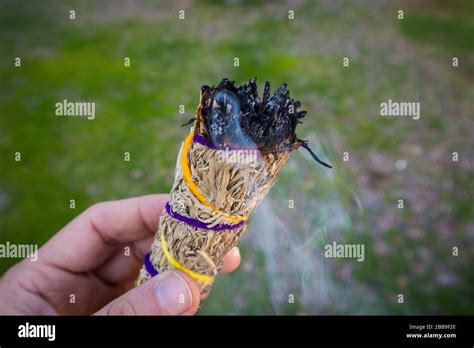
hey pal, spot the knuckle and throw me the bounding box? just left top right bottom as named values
left=88, top=201, right=107, bottom=215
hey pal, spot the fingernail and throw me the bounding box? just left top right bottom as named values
left=155, top=272, right=192, bottom=315
left=233, top=247, right=240, bottom=257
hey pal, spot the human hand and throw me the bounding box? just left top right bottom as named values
left=0, top=194, right=241, bottom=315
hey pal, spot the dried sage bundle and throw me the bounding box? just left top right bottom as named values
left=136, top=78, right=330, bottom=295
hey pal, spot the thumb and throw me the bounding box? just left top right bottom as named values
left=95, top=271, right=201, bottom=315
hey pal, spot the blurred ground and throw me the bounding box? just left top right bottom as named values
left=0, top=0, right=473, bottom=314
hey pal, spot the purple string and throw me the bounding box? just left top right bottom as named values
left=144, top=252, right=158, bottom=277
left=193, top=133, right=219, bottom=149
left=166, top=202, right=244, bottom=231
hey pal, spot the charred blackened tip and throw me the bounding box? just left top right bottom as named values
left=195, top=77, right=331, bottom=169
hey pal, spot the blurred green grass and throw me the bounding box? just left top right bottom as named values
left=0, top=0, right=473, bottom=314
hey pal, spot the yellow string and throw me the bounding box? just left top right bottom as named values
left=181, top=131, right=247, bottom=223
left=160, top=233, right=213, bottom=282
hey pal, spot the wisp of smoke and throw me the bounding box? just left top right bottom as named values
left=250, top=133, right=375, bottom=314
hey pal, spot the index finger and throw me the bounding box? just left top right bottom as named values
left=38, top=194, right=168, bottom=273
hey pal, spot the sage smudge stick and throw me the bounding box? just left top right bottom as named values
left=136, top=77, right=331, bottom=295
